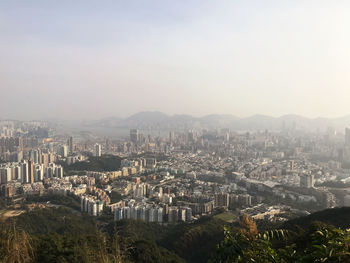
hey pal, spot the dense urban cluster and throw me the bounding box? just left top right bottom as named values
left=1, top=119, right=350, bottom=225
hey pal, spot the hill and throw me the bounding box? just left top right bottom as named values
left=283, top=206, right=350, bottom=231
left=1, top=206, right=230, bottom=263
left=80, top=111, right=350, bottom=132
left=62, top=155, right=123, bottom=172
left=2, top=206, right=350, bottom=262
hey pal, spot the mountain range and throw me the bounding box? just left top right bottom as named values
left=82, top=111, right=350, bottom=132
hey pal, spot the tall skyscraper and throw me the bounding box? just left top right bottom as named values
left=55, top=166, right=64, bottom=178
left=68, top=136, right=73, bottom=154
left=105, top=139, right=111, bottom=151
left=345, top=128, right=350, bottom=147
left=300, top=173, right=314, bottom=188
left=28, top=160, right=34, bottom=184
left=58, top=145, right=68, bottom=157
left=34, top=164, right=44, bottom=181
left=130, top=129, right=139, bottom=144
left=21, top=161, right=28, bottom=183
left=94, top=144, right=102, bottom=157
left=168, top=131, right=174, bottom=144
left=41, top=153, right=49, bottom=168
left=29, top=149, right=41, bottom=163
left=290, top=160, right=295, bottom=170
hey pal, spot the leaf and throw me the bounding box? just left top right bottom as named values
left=329, top=248, right=334, bottom=257
left=315, top=231, right=324, bottom=237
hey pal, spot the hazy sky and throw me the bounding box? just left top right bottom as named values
left=1, top=1, right=350, bottom=120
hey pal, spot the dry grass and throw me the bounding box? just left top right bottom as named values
left=0, top=225, right=34, bottom=263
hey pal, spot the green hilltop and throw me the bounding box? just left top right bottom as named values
left=2, top=204, right=350, bottom=262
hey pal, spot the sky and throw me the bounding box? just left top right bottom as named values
left=1, top=0, right=350, bottom=120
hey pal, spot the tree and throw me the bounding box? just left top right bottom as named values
left=211, top=215, right=350, bottom=263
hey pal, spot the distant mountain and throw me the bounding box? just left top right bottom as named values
left=126, top=111, right=169, bottom=122
left=333, top=115, right=350, bottom=129
left=200, top=114, right=240, bottom=122
left=84, top=117, right=123, bottom=127
left=277, top=114, right=324, bottom=131
left=200, top=114, right=240, bottom=128
left=81, top=111, right=350, bottom=132
left=170, top=114, right=196, bottom=122
left=238, top=114, right=277, bottom=130
left=121, top=111, right=169, bottom=128
left=279, top=114, right=310, bottom=126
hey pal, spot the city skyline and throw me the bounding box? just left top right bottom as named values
left=2, top=2, right=350, bottom=262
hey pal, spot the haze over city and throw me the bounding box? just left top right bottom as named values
left=2, top=0, right=350, bottom=120
left=4, top=2, right=350, bottom=263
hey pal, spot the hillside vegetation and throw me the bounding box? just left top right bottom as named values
left=62, top=155, right=122, bottom=172
left=2, top=206, right=350, bottom=262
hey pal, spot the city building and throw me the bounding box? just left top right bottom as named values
left=94, top=144, right=102, bottom=157
left=130, top=129, right=139, bottom=145
left=299, top=173, right=314, bottom=188
left=68, top=136, right=73, bottom=154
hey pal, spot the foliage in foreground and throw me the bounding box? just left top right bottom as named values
left=2, top=206, right=350, bottom=262
left=0, top=207, right=185, bottom=263
left=211, top=215, right=350, bottom=263
left=0, top=226, right=34, bottom=263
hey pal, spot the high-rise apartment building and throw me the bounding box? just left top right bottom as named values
left=300, top=173, right=314, bottom=188
left=68, top=137, right=73, bottom=154
left=58, top=145, right=68, bottom=158
left=130, top=129, right=139, bottom=144
left=28, top=160, right=34, bottom=184
left=345, top=128, right=350, bottom=146
left=214, top=193, right=230, bottom=207
left=94, top=144, right=102, bottom=157
left=21, top=161, right=28, bottom=183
